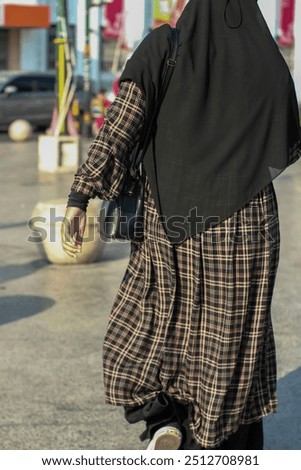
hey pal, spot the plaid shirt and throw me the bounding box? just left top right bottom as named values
left=70, top=81, right=145, bottom=200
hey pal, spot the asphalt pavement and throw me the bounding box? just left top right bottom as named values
left=0, top=132, right=301, bottom=450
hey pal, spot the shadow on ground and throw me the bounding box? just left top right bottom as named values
left=0, top=260, right=46, bottom=284
left=0, top=295, right=55, bottom=325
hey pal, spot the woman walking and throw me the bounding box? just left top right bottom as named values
left=62, top=0, right=301, bottom=450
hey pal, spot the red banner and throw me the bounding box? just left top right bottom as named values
left=278, top=0, right=295, bottom=46
left=103, top=0, right=124, bottom=39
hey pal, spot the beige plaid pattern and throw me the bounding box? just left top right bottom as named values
left=69, top=81, right=299, bottom=448
left=70, top=81, right=145, bottom=200
left=103, top=178, right=280, bottom=448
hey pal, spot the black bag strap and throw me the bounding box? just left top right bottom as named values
left=132, top=26, right=179, bottom=172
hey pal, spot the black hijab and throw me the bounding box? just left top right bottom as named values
left=120, top=0, right=301, bottom=244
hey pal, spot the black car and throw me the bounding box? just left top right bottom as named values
left=0, top=71, right=84, bottom=130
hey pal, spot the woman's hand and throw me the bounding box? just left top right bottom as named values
left=61, top=207, right=87, bottom=258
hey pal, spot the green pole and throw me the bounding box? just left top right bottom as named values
left=55, top=0, right=68, bottom=135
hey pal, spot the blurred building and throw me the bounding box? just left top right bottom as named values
left=0, top=0, right=51, bottom=70
left=0, top=0, right=154, bottom=91
left=0, top=0, right=153, bottom=92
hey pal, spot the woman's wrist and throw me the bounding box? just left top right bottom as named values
left=67, top=191, right=90, bottom=212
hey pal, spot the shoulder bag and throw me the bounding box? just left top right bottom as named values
left=99, top=27, right=179, bottom=242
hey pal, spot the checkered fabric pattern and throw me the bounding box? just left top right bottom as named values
left=70, top=81, right=145, bottom=200
left=103, top=177, right=280, bottom=448
left=70, top=81, right=300, bottom=448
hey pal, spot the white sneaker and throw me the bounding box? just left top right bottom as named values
left=146, top=426, right=182, bottom=450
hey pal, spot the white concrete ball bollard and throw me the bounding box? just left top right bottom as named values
left=8, top=119, right=32, bottom=142
left=31, top=198, right=105, bottom=264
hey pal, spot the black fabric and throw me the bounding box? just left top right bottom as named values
left=67, top=190, right=90, bottom=212
left=124, top=392, right=180, bottom=442
left=124, top=393, right=264, bottom=450
left=119, top=0, right=301, bottom=244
